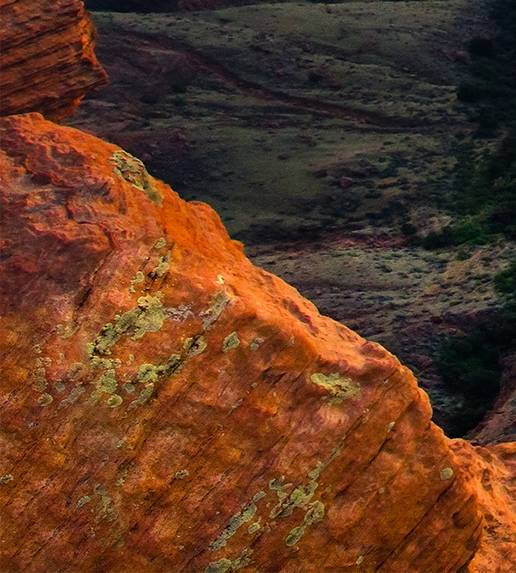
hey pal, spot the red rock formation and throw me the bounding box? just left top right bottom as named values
left=451, top=441, right=516, bottom=573
left=0, top=0, right=107, bottom=121
left=469, top=355, right=516, bottom=445
left=0, top=113, right=489, bottom=573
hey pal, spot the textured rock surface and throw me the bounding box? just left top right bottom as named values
left=451, top=441, right=516, bottom=573
left=469, top=356, right=516, bottom=445
left=0, top=114, right=486, bottom=573
left=0, top=0, right=107, bottom=121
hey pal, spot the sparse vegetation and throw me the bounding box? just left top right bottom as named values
left=438, top=261, right=516, bottom=438
left=424, top=0, right=516, bottom=248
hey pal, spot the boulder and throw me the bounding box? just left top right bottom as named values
left=0, top=113, right=487, bottom=573
left=468, top=355, right=516, bottom=445
left=451, top=441, right=516, bottom=573
left=0, top=0, right=107, bottom=121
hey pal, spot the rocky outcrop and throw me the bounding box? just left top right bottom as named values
left=0, top=114, right=488, bottom=573
left=468, top=355, right=516, bottom=445
left=0, top=0, right=107, bottom=121
left=0, top=114, right=510, bottom=573
left=451, top=441, right=516, bottom=573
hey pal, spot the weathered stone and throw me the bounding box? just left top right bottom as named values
left=0, top=113, right=490, bottom=573
left=468, top=355, right=516, bottom=445
left=451, top=440, right=516, bottom=573
left=0, top=0, right=107, bottom=121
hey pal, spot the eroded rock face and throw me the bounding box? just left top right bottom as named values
left=451, top=441, right=516, bottom=573
left=469, top=356, right=516, bottom=445
left=0, top=0, right=107, bottom=121
left=0, top=113, right=486, bottom=573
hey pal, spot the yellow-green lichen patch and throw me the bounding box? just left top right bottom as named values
left=250, top=337, right=264, bottom=351
left=97, top=369, right=117, bottom=393
left=115, top=469, right=128, bottom=485
left=137, top=363, right=160, bottom=384
left=201, top=291, right=230, bottom=330
left=53, top=381, right=66, bottom=393
left=37, top=393, right=53, bottom=406
left=174, top=469, right=189, bottom=479
left=58, top=385, right=86, bottom=409
left=108, top=150, right=163, bottom=205
left=32, top=368, right=47, bottom=392
left=210, top=503, right=258, bottom=551
left=129, top=271, right=145, bottom=293
left=77, top=495, right=91, bottom=508
left=222, top=332, right=240, bottom=353
left=132, top=271, right=145, bottom=285
left=440, top=467, right=454, bottom=481
left=270, top=479, right=317, bottom=519
left=230, top=548, right=253, bottom=570
left=269, top=477, right=293, bottom=507
left=0, top=474, right=14, bottom=485
left=183, top=336, right=208, bottom=357
left=128, top=383, right=155, bottom=410
left=122, top=382, right=136, bottom=394
left=90, top=357, right=113, bottom=371
left=285, top=500, right=325, bottom=547
left=310, top=372, right=360, bottom=403
left=93, top=484, right=117, bottom=523
left=307, top=461, right=325, bottom=481
left=247, top=521, right=261, bottom=534
left=150, top=255, right=169, bottom=279
left=107, top=394, right=123, bottom=408
left=88, top=369, right=117, bottom=405
left=154, top=238, right=167, bottom=249
left=205, top=549, right=253, bottom=573
left=205, top=559, right=232, bottom=573
left=56, top=322, right=77, bottom=339
left=92, top=293, right=167, bottom=355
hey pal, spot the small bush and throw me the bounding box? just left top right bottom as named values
left=457, top=80, right=490, bottom=103
left=469, top=36, right=495, bottom=57
left=494, top=262, right=516, bottom=302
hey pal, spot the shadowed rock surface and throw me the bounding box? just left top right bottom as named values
left=0, top=0, right=107, bottom=121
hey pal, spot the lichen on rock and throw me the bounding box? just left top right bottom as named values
left=0, top=111, right=514, bottom=573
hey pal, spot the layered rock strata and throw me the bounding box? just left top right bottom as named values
left=0, top=114, right=486, bottom=573
left=0, top=0, right=107, bottom=121
left=452, top=441, right=516, bottom=573
left=469, top=356, right=516, bottom=445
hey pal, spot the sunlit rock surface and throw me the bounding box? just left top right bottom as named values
left=0, top=0, right=107, bottom=121
left=0, top=114, right=488, bottom=573
left=451, top=440, right=516, bottom=573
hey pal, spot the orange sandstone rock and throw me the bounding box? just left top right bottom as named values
left=0, top=0, right=107, bottom=121
left=469, top=355, right=516, bottom=445
left=0, top=113, right=490, bottom=572
left=451, top=441, right=516, bottom=573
